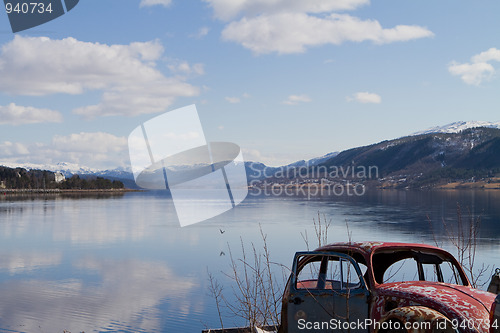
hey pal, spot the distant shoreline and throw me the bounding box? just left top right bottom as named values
left=435, top=181, right=500, bottom=190
left=0, top=188, right=141, bottom=194
left=378, top=180, right=500, bottom=190
left=253, top=182, right=500, bottom=192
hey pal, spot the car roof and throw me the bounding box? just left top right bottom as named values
left=315, top=241, right=445, bottom=255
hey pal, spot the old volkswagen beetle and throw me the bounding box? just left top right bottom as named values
left=279, top=242, right=499, bottom=333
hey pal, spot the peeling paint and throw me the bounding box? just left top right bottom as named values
left=376, top=282, right=495, bottom=332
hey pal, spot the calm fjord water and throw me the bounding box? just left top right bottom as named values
left=0, top=190, right=499, bottom=332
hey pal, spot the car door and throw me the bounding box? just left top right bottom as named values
left=287, top=251, right=369, bottom=333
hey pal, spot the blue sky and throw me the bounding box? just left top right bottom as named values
left=0, top=0, right=499, bottom=169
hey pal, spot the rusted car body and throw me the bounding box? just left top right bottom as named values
left=279, top=242, right=499, bottom=333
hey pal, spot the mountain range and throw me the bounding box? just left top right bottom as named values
left=3, top=121, right=500, bottom=189
left=411, top=121, right=500, bottom=136
left=316, top=126, right=500, bottom=188
left=250, top=121, right=500, bottom=189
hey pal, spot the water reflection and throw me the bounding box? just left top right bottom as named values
left=0, top=251, right=62, bottom=274
left=0, top=190, right=499, bottom=332
left=308, top=189, right=500, bottom=240
left=0, top=192, right=127, bottom=201
left=0, top=193, right=180, bottom=245
left=0, top=257, right=197, bottom=333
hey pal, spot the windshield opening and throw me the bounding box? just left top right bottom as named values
left=372, top=249, right=467, bottom=285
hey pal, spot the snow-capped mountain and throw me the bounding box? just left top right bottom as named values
left=1, top=161, right=133, bottom=179
left=412, top=121, right=500, bottom=136
left=306, top=152, right=339, bottom=166
left=2, top=121, right=499, bottom=189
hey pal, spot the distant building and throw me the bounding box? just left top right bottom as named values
left=54, top=172, right=65, bottom=183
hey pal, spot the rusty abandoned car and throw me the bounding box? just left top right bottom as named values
left=203, top=242, right=500, bottom=333
left=279, top=242, right=500, bottom=333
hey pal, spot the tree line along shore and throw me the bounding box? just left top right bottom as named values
left=0, top=166, right=125, bottom=191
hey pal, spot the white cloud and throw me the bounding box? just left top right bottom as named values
left=347, top=92, right=381, bottom=104
left=242, top=148, right=265, bottom=163
left=139, top=0, right=171, bottom=8
left=225, top=96, right=241, bottom=103
left=222, top=13, right=434, bottom=54
left=449, top=48, right=500, bottom=85
left=204, top=0, right=370, bottom=21
left=282, top=94, right=311, bottom=105
left=448, top=62, right=494, bottom=86
left=204, top=0, right=433, bottom=55
left=52, top=132, right=127, bottom=153
left=0, top=132, right=129, bottom=170
left=471, top=48, right=500, bottom=63
left=0, top=141, right=30, bottom=156
left=190, top=26, right=210, bottom=39
left=225, top=92, right=250, bottom=104
left=0, top=36, right=200, bottom=117
left=0, top=103, right=63, bottom=125
left=168, top=61, right=205, bottom=75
